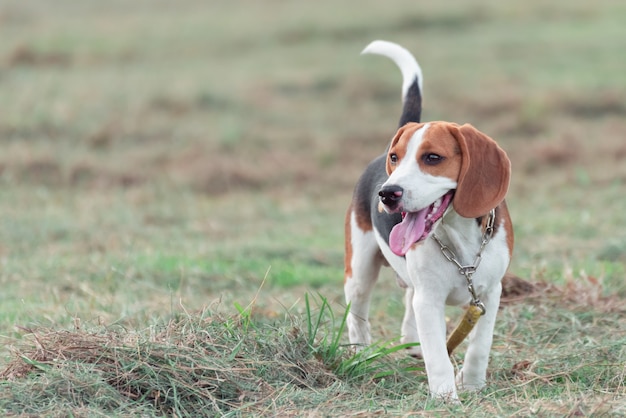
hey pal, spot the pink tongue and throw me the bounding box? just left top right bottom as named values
left=389, top=208, right=428, bottom=256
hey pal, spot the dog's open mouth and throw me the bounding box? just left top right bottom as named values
left=389, top=191, right=454, bottom=256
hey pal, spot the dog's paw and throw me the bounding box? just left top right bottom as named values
left=430, top=387, right=460, bottom=404
left=400, top=337, right=422, bottom=358
left=455, top=370, right=486, bottom=392
left=405, top=345, right=423, bottom=358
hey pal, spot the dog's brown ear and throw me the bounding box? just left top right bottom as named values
left=449, top=123, right=510, bottom=218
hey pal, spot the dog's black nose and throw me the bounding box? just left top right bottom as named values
left=379, top=185, right=404, bottom=208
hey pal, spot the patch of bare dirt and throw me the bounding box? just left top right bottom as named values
left=521, top=138, right=581, bottom=175
left=500, top=272, right=624, bottom=313
left=2, top=157, right=143, bottom=189
left=553, top=92, right=626, bottom=119
left=5, top=44, right=72, bottom=68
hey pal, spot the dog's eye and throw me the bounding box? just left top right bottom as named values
left=422, top=153, right=444, bottom=165
left=389, top=153, right=398, bottom=165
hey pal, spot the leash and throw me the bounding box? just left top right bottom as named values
left=431, top=209, right=496, bottom=355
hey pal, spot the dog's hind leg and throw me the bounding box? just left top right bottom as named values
left=399, top=284, right=423, bottom=357
left=344, top=208, right=383, bottom=349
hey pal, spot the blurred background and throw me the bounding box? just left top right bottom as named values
left=0, top=0, right=625, bottom=331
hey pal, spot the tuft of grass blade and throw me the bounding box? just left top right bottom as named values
left=337, top=341, right=422, bottom=381
left=303, top=293, right=421, bottom=382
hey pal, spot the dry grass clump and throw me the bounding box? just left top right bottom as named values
left=0, top=311, right=339, bottom=416
left=501, top=271, right=625, bottom=313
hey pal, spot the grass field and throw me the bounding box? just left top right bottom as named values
left=0, top=0, right=625, bottom=415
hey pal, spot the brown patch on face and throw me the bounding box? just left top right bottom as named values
left=386, top=123, right=425, bottom=175
left=415, top=122, right=463, bottom=180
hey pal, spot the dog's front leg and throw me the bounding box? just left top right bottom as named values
left=456, top=282, right=502, bottom=391
left=413, top=293, right=458, bottom=400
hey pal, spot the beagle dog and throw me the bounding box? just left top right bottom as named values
left=344, top=41, right=513, bottom=400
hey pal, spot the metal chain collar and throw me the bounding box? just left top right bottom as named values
left=431, top=208, right=496, bottom=315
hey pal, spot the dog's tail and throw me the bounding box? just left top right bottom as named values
left=361, top=40, right=423, bottom=126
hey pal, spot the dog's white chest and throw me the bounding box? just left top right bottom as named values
left=398, top=217, right=510, bottom=306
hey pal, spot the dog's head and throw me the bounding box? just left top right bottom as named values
left=378, top=122, right=510, bottom=256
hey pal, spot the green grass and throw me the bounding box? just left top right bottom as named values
left=0, top=0, right=625, bottom=415
left=1, top=292, right=624, bottom=416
